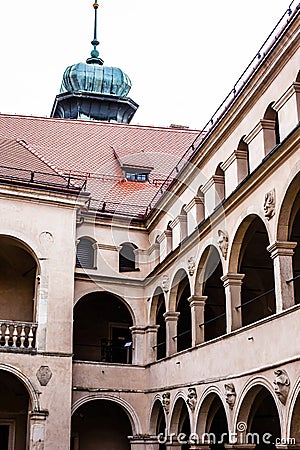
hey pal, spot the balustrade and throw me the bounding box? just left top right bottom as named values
left=0, top=321, right=37, bottom=349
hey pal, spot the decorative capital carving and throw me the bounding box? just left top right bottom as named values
left=186, top=387, right=197, bottom=411
left=188, top=256, right=196, bottom=276
left=162, top=392, right=171, bottom=414
left=218, top=230, right=229, bottom=259
left=264, top=189, right=276, bottom=220
left=162, top=274, right=170, bottom=292
left=36, top=366, right=52, bottom=386
left=274, top=369, right=290, bottom=404
left=224, top=383, right=236, bottom=409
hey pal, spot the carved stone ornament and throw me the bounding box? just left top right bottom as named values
left=224, top=383, right=236, bottom=409
left=186, top=387, right=197, bottom=411
left=264, top=189, right=276, bottom=220
left=187, top=257, right=196, bottom=276
left=273, top=369, right=290, bottom=404
left=217, top=230, right=229, bottom=259
left=162, top=392, right=171, bottom=414
left=162, top=275, right=170, bottom=293
left=36, top=366, right=52, bottom=386
left=39, top=231, right=54, bottom=249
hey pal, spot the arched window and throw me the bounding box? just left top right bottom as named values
left=76, top=237, right=96, bottom=269
left=264, top=103, right=280, bottom=147
left=119, top=243, right=137, bottom=272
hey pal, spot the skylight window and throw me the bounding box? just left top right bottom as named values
left=125, top=172, right=148, bottom=182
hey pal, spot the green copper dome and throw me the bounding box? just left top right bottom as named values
left=60, top=63, right=132, bottom=97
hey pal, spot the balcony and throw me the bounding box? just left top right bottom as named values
left=0, top=320, right=37, bottom=351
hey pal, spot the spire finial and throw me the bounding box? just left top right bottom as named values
left=86, top=1, right=104, bottom=65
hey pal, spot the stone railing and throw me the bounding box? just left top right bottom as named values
left=0, top=320, right=37, bottom=349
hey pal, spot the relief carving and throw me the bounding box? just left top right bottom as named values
left=36, top=366, right=52, bottom=386
left=39, top=231, right=54, bottom=249
left=273, top=369, right=290, bottom=404
left=224, top=383, right=236, bottom=409
left=186, top=387, right=197, bottom=411
left=162, top=392, right=170, bottom=414
left=162, top=275, right=170, bottom=292
left=218, top=230, right=229, bottom=259
left=187, top=257, right=196, bottom=276
left=264, top=189, right=276, bottom=220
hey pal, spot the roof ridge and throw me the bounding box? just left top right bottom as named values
left=0, top=113, right=201, bottom=133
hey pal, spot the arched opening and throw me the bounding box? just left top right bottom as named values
left=202, top=247, right=226, bottom=341
left=237, top=385, right=281, bottom=448
left=215, top=164, right=225, bottom=204
left=119, top=243, right=138, bottom=272
left=174, top=273, right=191, bottom=352
left=290, top=388, right=300, bottom=443
left=0, top=370, right=30, bottom=450
left=71, top=400, right=132, bottom=450
left=289, top=190, right=300, bottom=303
left=196, top=186, right=205, bottom=223
left=0, top=236, right=37, bottom=322
left=156, top=293, right=166, bottom=360
left=73, top=292, right=133, bottom=364
left=237, top=137, right=250, bottom=180
left=0, top=236, right=38, bottom=349
left=264, top=104, right=280, bottom=149
left=149, top=400, right=166, bottom=449
left=170, top=398, right=191, bottom=449
left=180, top=206, right=188, bottom=241
left=239, top=217, right=275, bottom=326
left=196, top=393, right=228, bottom=449
left=76, top=237, right=96, bottom=269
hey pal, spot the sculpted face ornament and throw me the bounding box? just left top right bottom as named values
left=273, top=369, right=290, bottom=404
left=162, top=275, right=170, bottom=293
left=186, top=387, right=197, bottom=411
left=162, top=392, right=170, bottom=414
left=264, top=189, right=276, bottom=220
left=187, top=257, right=196, bottom=276
left=224, top=383, right=236, bottom=409
left=218, top=230, right=229, bottom=259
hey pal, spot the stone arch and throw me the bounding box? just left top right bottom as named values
left=263, top=102, right=280, bottom=149
left=149, top=286, right=167, bottom=360
left=0, top=363, right=40, bottom=412
left=149, top=286, right=166, bottom=323
left=149, top=397, right=167, bottom=436
left=169, top=395, right=191, bottom=445
left=195, top=244, right=222, bottom=295
left=169, top=268, right=191, bottom=351
left=287, top=375, right=300, bottom=442
left=234, top=377, right=283, bottom=440
left=74, top=288, right=136, bottom=326
left=168, top=268, right=190, bottom=311
left=73, top=290, right=135, bottom=363
left=195, top=386, right=229, bottom=441
left=71, top=393, right=142, bottom=435
left=277, top=170, right=300, bottom=241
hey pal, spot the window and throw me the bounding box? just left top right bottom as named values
left=125, top=172, right=148, bottom=181
left=119, top=243, right=137, bottom=272
left=76, top=237, right=96, bottom=269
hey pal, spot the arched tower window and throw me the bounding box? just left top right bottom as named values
left=119, top=243, right=137, bottom=272
left=76, top=237, right=96, bottom=269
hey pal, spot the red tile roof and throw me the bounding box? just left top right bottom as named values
left=0, top=114, right=202, bottom=216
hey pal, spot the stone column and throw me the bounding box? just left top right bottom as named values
left=163, top=312, right=180, bottom=356
left=221, top=273, right=245, bottom=332
left=29, top=410, right=49, bottom=450
left=188, top=295, right=207, bottom=345
left=130, top=326, right=146, bottom=365
left=267, top=241, right=297, bottom=312
left=145, top=325, right=160, bottom=363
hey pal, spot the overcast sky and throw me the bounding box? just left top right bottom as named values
left=0, top=0, right=293, bottom=129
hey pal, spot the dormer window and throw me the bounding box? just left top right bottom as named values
left=125, top=172, right=148, bottom=182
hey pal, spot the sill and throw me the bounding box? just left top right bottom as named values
left=119, top=268, right=140, bottom=273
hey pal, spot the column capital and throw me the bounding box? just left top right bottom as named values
left=221, top=273, right=245, bottom=287
left=30, top=409, right=49, bottom=420
left=267, top=241, right=297, bottom=258
left=188, top=295, right=207, bottom=306
left=129, top=326, right=146, bottom=335
left=163, top=311, right=180, bottom=322
left=145, top=325, right=160, bottom=333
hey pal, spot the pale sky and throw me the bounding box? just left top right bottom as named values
left=0, top=0, right=293, bottom=129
